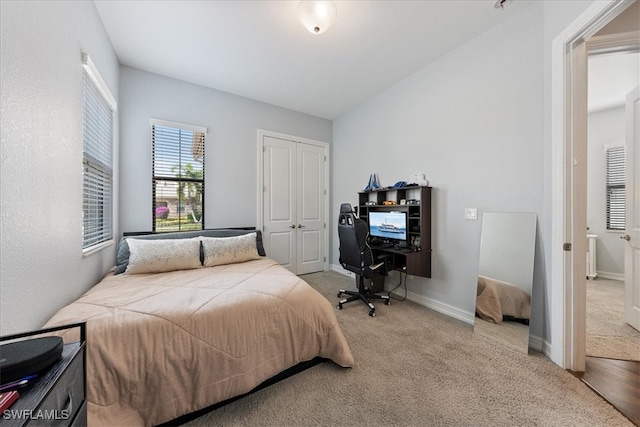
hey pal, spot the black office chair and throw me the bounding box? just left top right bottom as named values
left=337, top=203, right=390, bottom=317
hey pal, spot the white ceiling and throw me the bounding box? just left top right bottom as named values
left=588, top=52, right=640, bottom=113
left=94, top=0, right=534, bottom=120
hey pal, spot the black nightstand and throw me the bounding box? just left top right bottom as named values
left=1, top=323, right=86, bottom=426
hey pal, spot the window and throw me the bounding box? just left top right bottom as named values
left=82, top=55, right=116, bottom=251
left=605, top=145, right=625, bottom=231
left=151, top=120, right=206, bottom=232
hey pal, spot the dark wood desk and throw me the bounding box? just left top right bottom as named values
left=370, top=245, right=431, bottom=277
left=359, top=186, right=432, bottom=278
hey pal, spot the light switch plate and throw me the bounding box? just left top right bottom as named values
left=465, top=208, right=478, bottom=220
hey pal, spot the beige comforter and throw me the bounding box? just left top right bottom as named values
left=476, top=275, right=531, bottom=324
left=43, top=258, right=354, bottom=426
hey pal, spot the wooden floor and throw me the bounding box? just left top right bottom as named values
left=574, top=356, right=640, bottom=426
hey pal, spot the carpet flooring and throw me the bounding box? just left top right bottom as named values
left=473, top=316, right=529, bottom=354
left=586, top=278, right=640, bottom=361
left=182, top=271, right=632, bottom=426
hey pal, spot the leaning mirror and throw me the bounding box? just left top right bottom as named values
left=474, top=212, right=537, bottom=353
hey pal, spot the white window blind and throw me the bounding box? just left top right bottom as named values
left=606, top=145, right=625, bottom=231
left=82, top=57, right=115, bottom=250
left=151, top=120, right=205, bottom=232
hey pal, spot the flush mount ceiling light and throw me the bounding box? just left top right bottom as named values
left=297, top=1, right=337, bottom=34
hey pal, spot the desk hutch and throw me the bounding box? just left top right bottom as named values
left=358, top=186, right=432, bottom=278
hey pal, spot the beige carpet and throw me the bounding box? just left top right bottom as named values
left=473, top=316, right=529, bottom=354
left=586, top=278, right=640, bottom=361
left=182, top=271, right=632, bottom=426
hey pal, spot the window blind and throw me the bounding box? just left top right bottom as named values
left=606, top=145, right=625, bottom=231
left=82, top=70, right=113, bottom=249
left=152, top=123, right=205, bottom=232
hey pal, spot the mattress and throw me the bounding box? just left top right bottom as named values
left=43, top=257, right=354, bottom=426
left=476, top=274, right=531, bottom=324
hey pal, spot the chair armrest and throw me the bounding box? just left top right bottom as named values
left=370, top=262, right=385, bottom=271
left=363, top=262, right=386, bottom=278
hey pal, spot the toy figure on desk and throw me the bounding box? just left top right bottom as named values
left=364, top=173, right=381, bottom=191
left=408, top=173, right=429, bottom=186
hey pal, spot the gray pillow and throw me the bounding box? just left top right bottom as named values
left=115, top=229, right=265, bottom=274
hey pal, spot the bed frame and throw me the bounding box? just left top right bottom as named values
left=119, top=228, right=333, bottom=425
left=160, top=357, right=327, bottom=426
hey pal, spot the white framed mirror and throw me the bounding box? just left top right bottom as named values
left=474, top=212, right=537, bottom=353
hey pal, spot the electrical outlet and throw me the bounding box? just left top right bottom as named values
left=465, top=208, right=478, bottom=220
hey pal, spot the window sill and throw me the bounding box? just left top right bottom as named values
left=82, top=239, right=115, bottom=257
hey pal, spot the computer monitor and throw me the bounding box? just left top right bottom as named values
left=369, top=211, right=407, bottom=242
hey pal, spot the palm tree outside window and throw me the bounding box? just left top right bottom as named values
left=151, top=120, right=206, bottom=232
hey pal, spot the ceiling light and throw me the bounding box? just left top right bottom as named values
left=297, top=1, right=337, bottom=34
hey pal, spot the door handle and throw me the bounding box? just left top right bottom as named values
left=290, top=224, right=296, bottom=229
left=298, top=224, right=305, bottom=228
left=621, top=234, right=631, bottom=241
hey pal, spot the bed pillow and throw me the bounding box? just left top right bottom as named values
left=201, top=233, right=261, bottom=267
left=125, top=238, right=203, bottom=274
left=114, top=229, right=266, bottom=274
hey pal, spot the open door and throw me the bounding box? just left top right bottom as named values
left=624, top=86, right=640, bottom=332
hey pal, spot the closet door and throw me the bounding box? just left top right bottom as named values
left=296, top=142, right=325, bottom=274
left=261, top=134, right=327, bottom=274
left=262, top=136, right=296, bottom=271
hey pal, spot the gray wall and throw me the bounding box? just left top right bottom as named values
left=0, top=0, right=602, bottom=364
left=332, top=2, right=545, bottom=332
left=119, top=66, right=332, bottom=233
left=587, top=106, right=626, bottom=277
left=332, top=0, right=602, bottom=357
left=0, top=0, right=119, bottom=334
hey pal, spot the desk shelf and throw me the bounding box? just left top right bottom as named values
left=358, top=186, right=432, bottom=278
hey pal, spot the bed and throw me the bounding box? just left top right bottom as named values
left=475, top=275, right=531, bottom=324
left=43, top=229, right=354, bottom=426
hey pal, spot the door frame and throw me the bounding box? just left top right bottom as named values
left=552, top=0, right=638, bottom=371
left=256, top=129, right=330, bottom=272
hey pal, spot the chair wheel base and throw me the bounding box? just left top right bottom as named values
left=335, top=288, right=388, bottom=317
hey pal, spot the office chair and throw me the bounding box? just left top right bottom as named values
left=337, top=203, right=390, bottom=317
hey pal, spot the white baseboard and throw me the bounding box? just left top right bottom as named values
left=388, top=284, right=476, bottom=325
left=329, top=264, right=474, bottom=325
left=528, top=333, right=546, bottom=353
left=596, top=271, right=624, bottom=281
left=329, top=264, right=550, bottom=355
left=330, top=264, right=354, bottom=277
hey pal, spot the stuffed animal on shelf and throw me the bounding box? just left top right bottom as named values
left=408, top=173, right=428, bottom=186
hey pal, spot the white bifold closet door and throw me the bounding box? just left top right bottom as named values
left=261, top=135, right=326, bottom=275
